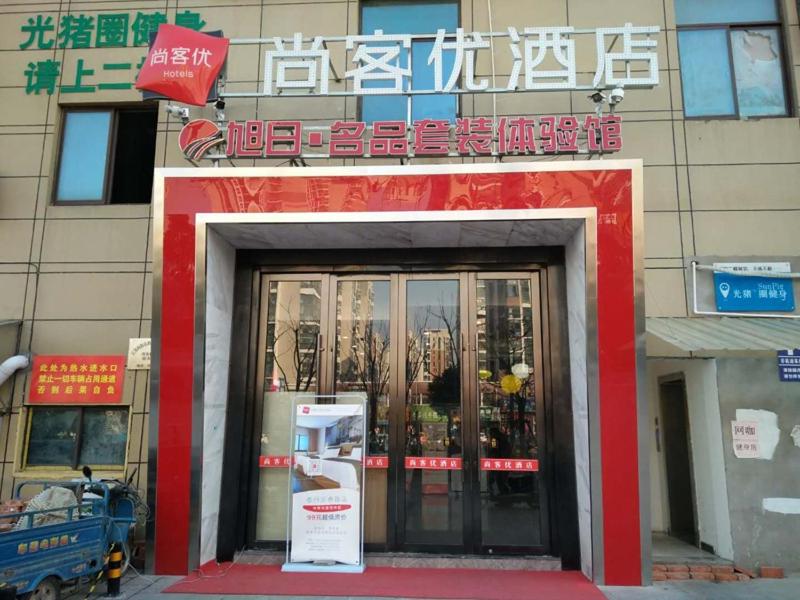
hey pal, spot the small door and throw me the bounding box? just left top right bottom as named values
left=659, top=377, right=698, bottom=546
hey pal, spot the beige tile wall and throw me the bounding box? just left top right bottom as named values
left=0, top=0, right=798, bottom=528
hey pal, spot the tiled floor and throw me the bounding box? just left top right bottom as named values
left=651, top=532, right=731, bottom=565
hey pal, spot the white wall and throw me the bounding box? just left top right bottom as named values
left=647, top=358, right=734, bottom=560
left=200, top=229, right=236, bottom=565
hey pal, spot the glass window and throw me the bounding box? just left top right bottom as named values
left=360, top=1, right=458, bottom=124
left=25, top=406, right=129, bottom=469
left=730, top=29, right=788, bottom=117
left=675, top=0, right=778, bottom=25
left=55, top=107, right=158, bottom=204
left=56, top=111, right=111, bottom=202
left=677, top=30, right=736, bottom=117
left=676, top=1, right=788, bottom=118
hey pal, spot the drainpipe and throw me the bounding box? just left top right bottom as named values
left=0, top=354, right=28, bottom=389
left=0, top=355, right=29, bottom=421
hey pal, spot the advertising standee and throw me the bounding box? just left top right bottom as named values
left=284, top=401, right=366, bottom=573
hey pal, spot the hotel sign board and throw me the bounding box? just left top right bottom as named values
left=180, top=114, right=624, bottom=160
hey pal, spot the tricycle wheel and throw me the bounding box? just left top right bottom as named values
left=24, top=577, right=61, bottom=600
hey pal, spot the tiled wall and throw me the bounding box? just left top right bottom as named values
left=0, top=0, right=798, bottom=528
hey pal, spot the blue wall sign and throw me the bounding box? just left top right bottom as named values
left=778, top=350, right=800, bottom=382
left=713, top=273, right=795, bottom=312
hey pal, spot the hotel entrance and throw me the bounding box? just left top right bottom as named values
left=251, top=262, right=551, bottom=556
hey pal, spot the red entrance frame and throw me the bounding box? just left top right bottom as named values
left=149, top=161, right=647, bottom=585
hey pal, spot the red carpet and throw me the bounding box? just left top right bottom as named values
left=165, top=563, right=605, bottom=600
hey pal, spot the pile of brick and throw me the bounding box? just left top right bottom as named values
left=652, top=563, right=784, bottom=583
left=0, top=499, right=26, bottom=532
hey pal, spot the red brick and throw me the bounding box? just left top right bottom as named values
left=666, top=564, right=690, bottom=572
left=760, top=566, right=784, bottom=579
left=711, top=565, right=735, bottom=575
left=652, top=572, right=667, bottom=581
left=689, top=564, right=712, bottom=573
left=715, top=573, right=738, bottom=582
left=734, top=566, right=756, bottom=579
left=652, top=564, right=667, bottom=572
left=667, top=572, right=691, bottom=580
left=690, top=572, right=715, bottom=581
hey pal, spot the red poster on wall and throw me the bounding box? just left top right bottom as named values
left=29, top=355, right=125, bottom=404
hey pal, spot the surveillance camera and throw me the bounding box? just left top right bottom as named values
left=165, top=104, right=190, bottom=124
left=609, top=87, right=625, bottom=105
left=588, top=91, right=606, bottom=104
left=214, top=99, right=226, bottom=110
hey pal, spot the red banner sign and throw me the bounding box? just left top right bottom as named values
left=404, top=457, right=462, bottom=470
left=365, top=456, right=388, bottom=469
left=259, top=455, right=389, bottom=469
left=480, top=458, right=539, bottom=472
left=29, top=355, right=125, bottom=404
left=135, top=24, right=229, bottom=106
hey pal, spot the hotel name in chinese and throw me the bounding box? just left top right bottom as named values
left=21, top=15, right=661, bottom=97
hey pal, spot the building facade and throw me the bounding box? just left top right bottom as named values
left=0, top=0, right=799, bottom=587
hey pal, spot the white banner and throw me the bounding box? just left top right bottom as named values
left=288, top=402, right=365, bottom=567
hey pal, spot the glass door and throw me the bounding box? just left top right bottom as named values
left=327, top=276, right=394, bottom=546
left=254, top=275, right=329, bottom=543
left=467, top=272, right=549, bottom=553
left=251, top=270, right=549, bottom=555
left=397, top=274, right=469, bottom=550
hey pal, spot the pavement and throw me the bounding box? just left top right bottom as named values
left=61, top=569, right=800, bottom=600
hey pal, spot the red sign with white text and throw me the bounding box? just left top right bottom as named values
left=480, top=458, right=539, bottom=472
left=404, top=457, right=462, bottom=470
left=135, top=24, right=229, bottom=106
left=259, top=455, right=389, bottom=469
left=29, top=355, right=125, bottom=404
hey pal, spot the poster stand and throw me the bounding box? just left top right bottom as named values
left=282, top=393, right=367, bottom=574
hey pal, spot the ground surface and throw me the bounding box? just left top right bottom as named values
left=61, top=570, right=800, bottom=600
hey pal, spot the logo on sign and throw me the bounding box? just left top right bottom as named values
left=135, top=24, right=229, bottom=106
left=719, top=282, right=730, bottom=298
left=178, top=119, right=224, bottom=159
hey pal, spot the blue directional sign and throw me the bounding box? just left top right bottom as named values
left=778, top=350, right=800, bottom=382
left=713, top=273, right=795, bottom=312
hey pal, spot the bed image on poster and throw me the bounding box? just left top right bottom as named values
left=288, top=402, right=365, bottom=568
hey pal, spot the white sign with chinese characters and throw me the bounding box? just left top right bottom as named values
left=713, top=262, right=792, bottom=275
left=230, top=23, right=661, bottom=99
left=731, top=421, right=760, bottom=459
left=127, top=338, right=151, bottom=370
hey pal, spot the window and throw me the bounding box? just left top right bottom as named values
left=55, top=106, right=158, bottom=204
left=360, top=0, right=458, bottom=124
left=675, top=0, right=789, bottom=118
left=24, top=406, right=129, bottom=469
left=295, top=434, right=310, bottom=452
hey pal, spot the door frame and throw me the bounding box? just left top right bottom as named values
left=219, top=247, right=578, bottom=565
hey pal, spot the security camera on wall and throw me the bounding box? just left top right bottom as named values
left=165, top=104, right=190, bottom=124
left=609, top=87, right=625, bottom=105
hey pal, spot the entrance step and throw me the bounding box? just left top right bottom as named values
left=236, top=550, right=561, bottom=571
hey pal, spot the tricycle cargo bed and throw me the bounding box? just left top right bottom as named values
left=0, top=513, right=108, bottom=594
